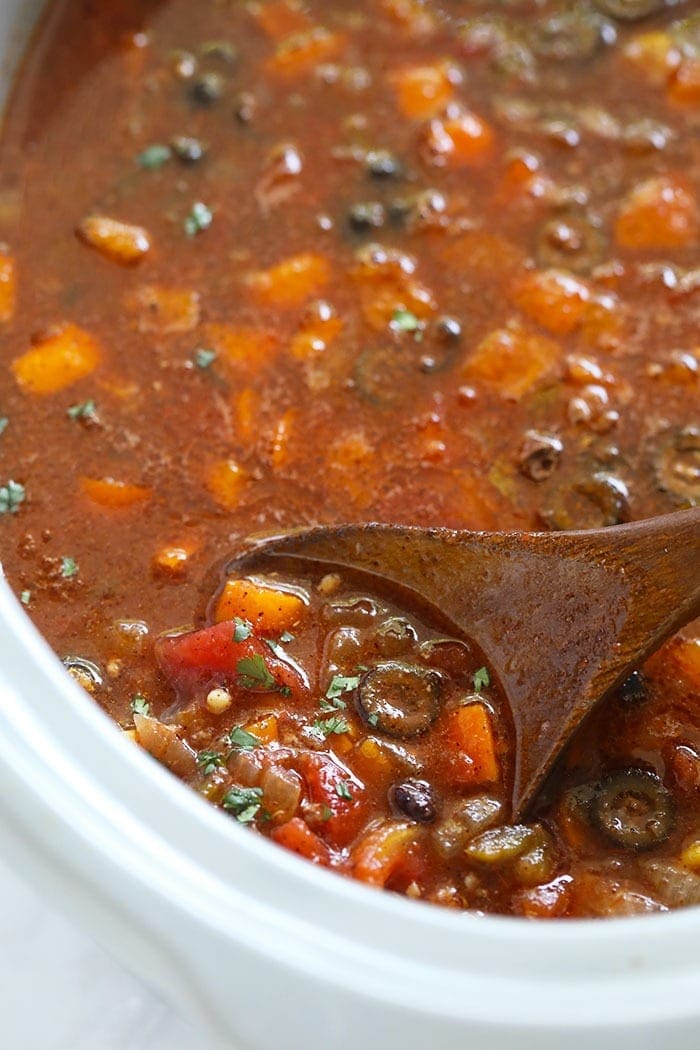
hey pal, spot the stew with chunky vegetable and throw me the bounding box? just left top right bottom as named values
left=0, top=0, right=699, bottom=918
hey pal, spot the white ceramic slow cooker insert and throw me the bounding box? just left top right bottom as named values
left=0, top=4, right=699, bottom=1047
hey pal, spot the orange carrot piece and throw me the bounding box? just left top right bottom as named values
left=247, top=251, right=330, bottom=307
left=251, top=0, right=312, bottom=41
left=462, top=325, right=560, bottom=401
left=266, top=27, right=345, bottom=76
left=127, top=285, right=201, bottom=333
left=351, top=246, right=436, bottom=330
left=76, top=215, right=151, bottom=265
left=669, top=57, right=700, bottom=105
left=443, top=703, right=499, bottom=787
left=81, top=476, right=152, bottom=509
left=421, top=111, right=496, bottom=168
left=513, top=269, right=591, bottom=335
left=12, top=323, right=100, bottom=395
left=390, top=61, right=458, bottom=119
left=214, top=577, right=307, bottom=632
left=203, top=323, right=279, bottom=367
left=0, top=250, right=16, bottom=322
left=272, top=817, right=332, bottom=865
left=243, top=714, right=279, bottom=745
left=351, top=820, right=418, bottom=887
left=206, top=458, right=249, bottom=510
left=614, top=174, right=698, bottom=250
left=289, top=312, right=343, bottom=360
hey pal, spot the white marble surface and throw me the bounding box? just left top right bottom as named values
left=0, top=855, right=214, bottom=1049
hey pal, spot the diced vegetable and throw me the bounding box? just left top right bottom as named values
left=390, top=61, right=459, bottom=119
left=243, top=713, right=279, bottom=744
left=12, top=323, right=100, bottom=395
left=513, top=269, right=591, bottom=335
left=289, top=310, right=343, bottom=360
left=614, top=174, right=699, bottom=249
left=247, top=252, right=330, bottom=306
left=0, top=250, right=16, bottom=322
left=441, top=702, right=500, bottom=787
left=300, top=752, right=366, bottom=847
left=251, top=0, right=312, bottom=41
left=81, top=476, right=152, bottom=509
left=133, top=713, right=198, bottom=778
left=206, top=458, right=249, bottom=510
left=214, top=577, right=307, bottom=633
left=351, top=244, right=436, bottom=330
left=462, top=325, right=561, bottom=400
left=76, top=215, right=151, bottom=265
left=152, top=541, right=196, bottom=576
left=271, top=817, right=332, bottom=865
left=351, top=819, right=419, bottom=886
left=420, top=111, right=496, bottom=168
left=203, top=323, right=279, bottom=368
left=266, top=27, right=345, bottom=76
left=127, top=285, right=201, bottom=333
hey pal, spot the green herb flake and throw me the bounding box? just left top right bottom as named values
left=391, top=308, right=421, bottom=334
left=60, top=556, right=79, bottom=580
left=367, top=712, right=379, bottom=727
left=233, top=616, right=253, bottom=642
left=193, top=347, right=217, bottom=369
left=325, top=674, right=360, bottom=702
left=137, top=143, right=172, bottom=170
left=197, top=749, right=223, bottom=775
left=0, top=479, right=25, bottom=515
left=184, top=200, right=213, bottom=236
left=131, top=694, right=151, bottom=717
left=313, top=715, right=350, bottom=737
left=0, top=417, right=8, bottom=437
left=20, top=589, right=31, bottom=607
left=227, top=725, right=261, bottom=750
left=320, top=696, right=346, bottom=712
left=236, top=654, right=277, bottom=692
left=473, top=666, right=491, bottom=693
left=222, top=785, right=264, bottom=824
left=320, top=804, right=333, bottom=822
left=67, top=398, right=97, bottom=422
left=335, top=779, right=354, bottom=801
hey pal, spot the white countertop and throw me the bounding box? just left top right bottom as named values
left=0, top=856, right=215, bottom=1049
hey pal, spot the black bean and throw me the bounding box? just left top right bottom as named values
left=535, top=214, right=605, bottom=274
left=618, top=670, right=647, bottom=705
left=390, top=779, right=438, bottom=823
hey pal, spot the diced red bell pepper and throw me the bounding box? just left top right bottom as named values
left=156, top=620, right=308, bottom=700
left=298, top=752, right=368, bottom=849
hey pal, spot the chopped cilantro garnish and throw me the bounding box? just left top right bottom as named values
left=473, top=666, right=491, bottom=693
left=0, top=417, right=7, bottom=437
left=320, top=804, right=333, bottom=821
left=67, top=398, right=97, bottom=421
left=0, top=479, right=25, bottom=515
left=131, top=694, right=150, bottom=717
left=313, top=715, right=350, bottom=737
left=193, top=347, right=217, bottom=369
left=335, top=780, right=354, bottom=801
left=197, top=749, right=223, bottom=775
left=184, top=201, right=213, bottom=236
left=222, top=785, right=264, bottom=824
left=20, top=589, right=31, bottom=607
left=60, top=556, right=79, bottom=580
left=227, top=725, right=261, bottom=750
left=233, top=616, right=253, bottom=642
left=319, top=696, right=346, bottom=712
left=367, top=712, right=379, bottom=727
left=137, top=143, right=172, bottom=170
left=279, top=630, right=295, bottom=644
left=325, top=674, right=360, bottom=702
left=391, top=308, right=421, bottom=333
left=236, top=653, right=290, bottom=694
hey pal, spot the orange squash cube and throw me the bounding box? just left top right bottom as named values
left=420, top=111, right=496, bottom=168
left=513, top=269, right=591, bottom=335
left=127, top=285, right=201, bottom=333
left=206, top=458, right=249, bottom=510
left=0, top=251, right=16, bottom=322
left=614, top=174, right=698, bottom=250
left=81, top=476, right=152, bottom=508
left=266, top=27, right=345, bottom=76
left=290, top=311, right=343, bottom=360
left=76, top=215, right=151, bottom=265
left=462, top=325, right=561, bottom=401
left=203, top=323, right=279, bottom=368
left=12, top=323, right=100, bottom=395
left=442, top=703, right=500, bottom=787
left=214, top=576, right=307, bottom=632
left=247, top=252, right=330, bottom=307
left=390, top=61, right=459, bottom=119
left=243, top=714, right=279, bottom=744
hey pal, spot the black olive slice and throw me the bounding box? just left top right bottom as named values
left=592, top=769, right=674, bottom=851
left=541, top=471, right=630, bottom=530
left=653, top=425, right=700, bottom=507
left=357, top=661, right=441, bottom=738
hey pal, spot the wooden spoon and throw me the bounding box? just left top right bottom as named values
left=230, top=507, right=700, bottom=819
